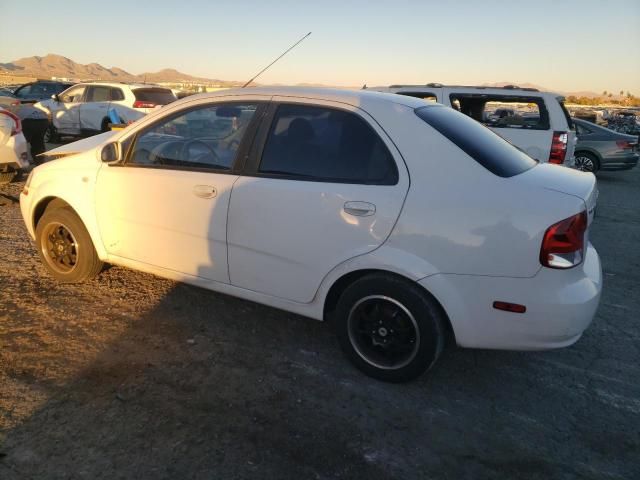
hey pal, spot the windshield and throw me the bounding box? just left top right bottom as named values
left=415, top=105, right=537, bottom=178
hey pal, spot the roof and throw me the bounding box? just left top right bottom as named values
left=381, top=84, right=562, bottom=97
left=170, top=86, right=429, bottom=110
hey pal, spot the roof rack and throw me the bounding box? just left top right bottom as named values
left=388, top=83, right=539, bottom=92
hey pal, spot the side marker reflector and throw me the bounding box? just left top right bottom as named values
left=493, top=301, right=526, bottom=314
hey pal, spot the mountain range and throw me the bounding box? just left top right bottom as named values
left=0, top=54, right=241, bottom=86
left=0, top=54, right=611, bottom=97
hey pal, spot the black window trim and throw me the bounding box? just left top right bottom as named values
left=242, top=101, right=400, bottom=186
left=113, top=100, right=267, bottom=175
left=449, top=93, right=551, bottom=131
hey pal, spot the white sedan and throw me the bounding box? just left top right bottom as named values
left=19, top=87, right=602, bottom=382
left=0, top=107, right=29, bottom=183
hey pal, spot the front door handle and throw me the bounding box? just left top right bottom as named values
left=344, top=201, right=376, bottom=217
left=193, top=185, right=217, bottom=199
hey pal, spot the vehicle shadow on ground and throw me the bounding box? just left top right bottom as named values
left=1, top=267, right=631, bottom=480
left=2, top=166, right=638, bottom=479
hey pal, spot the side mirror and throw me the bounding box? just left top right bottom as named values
left=101, top=142, right=121, bottom=163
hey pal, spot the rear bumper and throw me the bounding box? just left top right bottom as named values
left=419, top=243, right=602, bottom=350
left=600, top=152, right=638, bottom=171
left=0, top=133, right=29, bottom=171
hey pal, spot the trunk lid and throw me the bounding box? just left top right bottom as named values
left=518, top=163, right=598, bottom=225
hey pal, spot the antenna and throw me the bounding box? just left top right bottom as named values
left=242, top=32, right=312, bottom=88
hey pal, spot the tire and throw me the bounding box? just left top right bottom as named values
left=574, top=151, right=599, bottom=173
left=335, top=273, right=446, bottom=382
left=0, top=170, right=17, bottom=184
left=44, top=124, right=59, bottom=144
left=35, top=206, right=103, bottom=283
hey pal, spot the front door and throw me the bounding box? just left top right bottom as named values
left=53, top=85, right=86, bottom=134
left=227, top=101, right=409, bottom=303
left=80, top=85, right=112, bottom=131
left=95, top=101, right=262, bottom=283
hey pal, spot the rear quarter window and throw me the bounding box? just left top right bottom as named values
left=416, top=105, right=537, bottom=178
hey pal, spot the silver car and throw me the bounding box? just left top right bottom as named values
left=574, top=118, right=639, bottom=173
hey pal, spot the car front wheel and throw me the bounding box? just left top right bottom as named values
left=335, top=274, right=447, bottom=382
left=35, top=206, right=103, bottom=283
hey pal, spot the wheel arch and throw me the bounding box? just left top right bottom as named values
left=31, top=193, right=107, bottom=260
left=323, top=268, right=455, bottom=341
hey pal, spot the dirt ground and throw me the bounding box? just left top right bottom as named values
left=0, top=163, right=639, bottom=479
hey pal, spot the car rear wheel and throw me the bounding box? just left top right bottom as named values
left=35, top=206, right=103, bottom=283
left=574, top=152, right=599, bottom=173
left=335, top=273, right=446, bottom=382
left=43, top=123, right=59, bottom=144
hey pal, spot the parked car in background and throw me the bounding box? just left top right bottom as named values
left=0, top=107, right=29, bottom=183
left=21, top=87, right=601, bottom=382
left=34, top=82, right=177, bottom=142
left=573, top=118, right=639, bottom=172
left=0, top=89, right=21, bottom=113
left=12, top=80, right=73, bottom=104
left=373, top=84, right=576, bottom=165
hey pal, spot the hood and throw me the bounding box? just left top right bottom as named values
left=40, top=130, right=119, bottom=161
left=518, top=163, right=598, bottom=224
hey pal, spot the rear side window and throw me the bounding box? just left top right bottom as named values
left=133, top=88, right=176, bottom=105
left=259, top=104, right=398, bottom=184
left=87, top=86, right=111, bottom=102
left=450, top=94, right=549, bottom=130
left=110, top=88, right=125, bottom=101
left=416, top=105, right=537, bottom=177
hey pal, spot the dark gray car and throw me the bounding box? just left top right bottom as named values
left=573, top=118, right=639, bottom=173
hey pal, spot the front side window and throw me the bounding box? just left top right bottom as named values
left=59, top=85, right=86, bottom=103
left=450, top=94, right=549, bottom=130
left=127, top=103, right=258, bottom=171
left=259, top=104, right=398, bottom=184
left=86, top=86, right=111, bottom=102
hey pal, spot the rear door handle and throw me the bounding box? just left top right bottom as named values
left=344, top=201, right=376, bottom=217
left=193, top=185, right=217, bottom=199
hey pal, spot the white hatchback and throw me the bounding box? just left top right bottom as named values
left=0, top=107, right=29, bottom=183
left=20, top=88, right=602, bottom=382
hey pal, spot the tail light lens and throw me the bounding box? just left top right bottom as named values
left=616, top=140, right=635, bottom=150
left=133, top=100, right=156, bottom=108
left=540, top=211, right=587, bottom=269
left=549, top=131, right=568, bottom=164
left=0, top=110, right=22, bottom=135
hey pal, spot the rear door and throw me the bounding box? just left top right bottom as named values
left=227, top=100, right=409, bottom=303
left=80, top=85, right=112, bottom=131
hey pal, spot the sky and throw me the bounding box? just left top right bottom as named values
left=1, top=0, right=639, bottom=94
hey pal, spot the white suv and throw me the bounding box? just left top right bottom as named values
left=35, top=82, right=177, bottom=141
left=20, top=87, right=601, bottom=382
left=374, top=84, right=576, bottom=165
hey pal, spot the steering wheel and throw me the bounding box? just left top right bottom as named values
left=181, top=139, right=221, bottom=165
left=148, top=140, right=184, bottom=165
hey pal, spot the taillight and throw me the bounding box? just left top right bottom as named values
left=549, top=131, right=568, bottom=164
left=0, top=110, right=22, bottom=135
left=616, top=140, right=635, bottom=150
left=133, top=100, right=156, bottom=108
left=540, top=211, right=587, bottom=269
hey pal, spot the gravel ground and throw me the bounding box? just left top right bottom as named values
left=0, top=162, right=639, bottom=479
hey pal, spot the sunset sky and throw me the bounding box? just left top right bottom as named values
left=1, top=0, right=639, bottom=94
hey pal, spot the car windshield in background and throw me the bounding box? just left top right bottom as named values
left=133, top=88, right=177, bottom=105
left=416, top=105, right=537, bottom=178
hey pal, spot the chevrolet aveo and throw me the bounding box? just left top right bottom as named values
left=20, top=87, right=602, bottom=382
